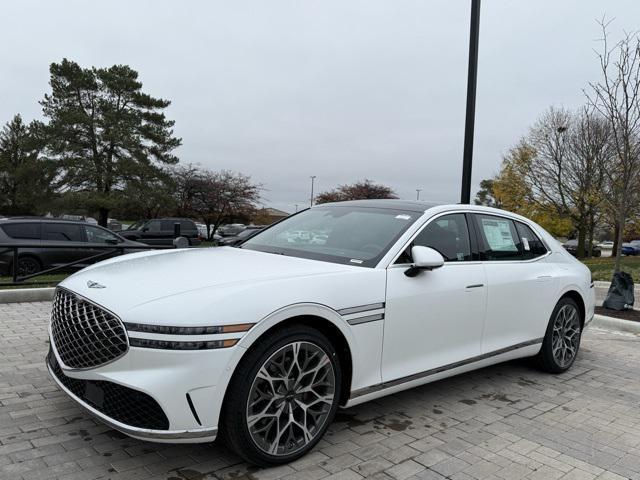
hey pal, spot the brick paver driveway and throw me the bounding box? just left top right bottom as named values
left=1, top=302, right=639, bottom=480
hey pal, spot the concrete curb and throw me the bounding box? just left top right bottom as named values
left=0, top=288, right=55, bottom=304
left=590, top=314, right=640, bottom=335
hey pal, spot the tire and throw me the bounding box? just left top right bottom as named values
left=536, top=297, right=582, bottom=373
left=17, top=256, right=41, bottom=277
left=221, top=325, right=342, bottom=467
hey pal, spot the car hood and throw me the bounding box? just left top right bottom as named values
left=60, top=247, right=359, bottom=313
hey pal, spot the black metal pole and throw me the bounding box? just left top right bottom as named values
left=460, top=0, right=481, bottom=204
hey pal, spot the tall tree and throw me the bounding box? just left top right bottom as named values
left=0, top=114, right=55, bottom=215
left=586, top=21, right=640, bottom=272
left=315, top=179, right=398, bottom=204
left=171, top=164, right=261, bottom=238
left=474, top=179, right=500, bottom=207
left=41, top=59, right=181, bottom=226
left=491, top=141, right=573, bottom=237
left=526, top=107, right=609, bottom=257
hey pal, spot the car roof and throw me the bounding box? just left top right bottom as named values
left=314, top=199, right=443, bottom=212
left=0, top=218, right=97, bottom=225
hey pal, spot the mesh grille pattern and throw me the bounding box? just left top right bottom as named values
left=48, top=349, right=169, bottom=430
left=51, top=289, right=128, bottom=369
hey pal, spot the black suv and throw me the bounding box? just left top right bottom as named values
left=0, top=219, right=146, bottom=276
left=120, top=218, right=201, bottom=246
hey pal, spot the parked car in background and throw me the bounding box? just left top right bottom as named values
left=120, top=218, right=201, bottom=246
left=562, top=239, right=601, bottom=257
left=622, top=243, right=639, bottom=256
left=217, top=226, right=265, bottom=247
left=597, top=240, right=614, bottom=249
left=0, top=219, right=146, bottom=276
left=218, top=223, right=246, bottom=237
left=48, top=201, right=594, bottom=466
left=107, top=219, right=123, bottom=232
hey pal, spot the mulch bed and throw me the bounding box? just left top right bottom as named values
left=595, top=306, right=640, bottom=323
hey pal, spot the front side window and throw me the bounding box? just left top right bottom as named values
left=42, top=223, right=83, bottom=242
left=85, top=225, right=121, bottom=244
left=474, top=214, right=522, bottom=261
left=405, top=213, right=472, bottom=262
left=516, top=222, right=547, bottom=259
left=242, top=205, right=419, bottom=267
left=146, top=220, right=162, bottom=232
left=1, top=223, right=41, bottom=240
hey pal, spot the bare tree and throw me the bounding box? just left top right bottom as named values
left=586, top=19, right=640, bottom=272
left=191, top=170, right=261, bottom=238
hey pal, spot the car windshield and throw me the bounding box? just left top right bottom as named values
left=127, top=221, right=146, bottom=231
left=241, top=205, right=420, bottom=267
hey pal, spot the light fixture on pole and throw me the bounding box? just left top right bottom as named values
left=309, top=176, right=316, bottom=207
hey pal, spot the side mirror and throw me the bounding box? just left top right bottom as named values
left=142, top=227, right=149, bottom=232
left=404, top=246, right=445, bottom=277
left=105, top=238, right=118, bottom=245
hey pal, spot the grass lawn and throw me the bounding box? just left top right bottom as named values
left=0, top=273, right=70, bottom=289
left=582, top=255, right=640, bottom=282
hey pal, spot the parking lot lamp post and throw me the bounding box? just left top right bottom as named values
left=416, top=189, right=422, bottom=200
left=460, top=0, right=481, bottom=204
left=310, top=176, right=316, bottom=207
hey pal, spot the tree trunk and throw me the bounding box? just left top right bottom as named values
left=613, top=209, right=626, bottom=273
left=577, top=220, right=587, bottom=259
left=612, top=222, right=620, bottom=258
left=587, top=211, right=595, bottom=258
left=98, top=208, right=109, bottom=228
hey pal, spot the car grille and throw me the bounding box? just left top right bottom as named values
left=47, top=349, right=169, bottom=430
left=51, top=288, right=128, bottom=369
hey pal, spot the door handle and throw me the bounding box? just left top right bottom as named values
left=465, top=283, right=484, bottom=289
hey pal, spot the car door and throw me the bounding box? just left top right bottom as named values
left=84, top=225, right=124, bottom=263
left=382, top=212, right=487, bottom=382
left=471, top=214, right=558, bottom=353
left=41, top=223, right=87, bottom=268
left=140, top=220, right=163, bottom=245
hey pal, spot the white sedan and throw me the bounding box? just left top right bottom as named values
left=47, top=200, right=594, bottom=466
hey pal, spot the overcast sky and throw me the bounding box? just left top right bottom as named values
left=3, top=1, right=640, bottom=213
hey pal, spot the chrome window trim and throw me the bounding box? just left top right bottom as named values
left=385, top=209, right=553, bottom=268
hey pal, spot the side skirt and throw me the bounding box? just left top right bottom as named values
left=349, top=338, right=543, bottom=402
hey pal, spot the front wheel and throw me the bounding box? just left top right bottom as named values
left=536, top=298, right=582, bottom=373
left=221, top=325, right=342, bottom=466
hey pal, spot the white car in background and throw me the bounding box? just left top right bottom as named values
left=47, top=200, right=594, bottom=466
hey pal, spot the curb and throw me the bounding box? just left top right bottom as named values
left=590, top=314, right=640, bottom=335
left=0, top=288, right=55, bottom=304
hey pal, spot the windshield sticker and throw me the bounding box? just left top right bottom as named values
left=395, top=214, right=411, bottom=220
left=350, top=259, right=364, bottom=264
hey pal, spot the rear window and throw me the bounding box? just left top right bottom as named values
left=1, top=223, right=41, bottom=240
left=515, top=222, right=547, bottom=259
left=42, top=223, right=84, bottom=242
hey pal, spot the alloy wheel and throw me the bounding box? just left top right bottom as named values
left=18, top=258, right=39, bottom=276
left=246, top=341, right=336, bottom=456
left=551, top=304, right=581, bottom=368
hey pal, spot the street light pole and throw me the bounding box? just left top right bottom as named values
left=416, top=189, right=422, bottom=200
left=309, top=176, right=316, bottom=207
left=460, top=0, right=481, bottom=204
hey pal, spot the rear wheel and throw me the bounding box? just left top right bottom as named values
left=536, top=297, right=582, bottom=373
left=17, top=256, right=41, bottom=277
left=221, top=325, right=341, bottom=466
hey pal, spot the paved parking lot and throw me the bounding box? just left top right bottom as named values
left=1, top=302, right=640, bottom=480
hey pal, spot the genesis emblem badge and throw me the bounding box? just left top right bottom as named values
left=87, top=280, right=106, bottom=289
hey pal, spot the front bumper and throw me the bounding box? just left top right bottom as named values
left=47, top=330, right=239, bottom=443
left=47, top=350, right=218, bottom=442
